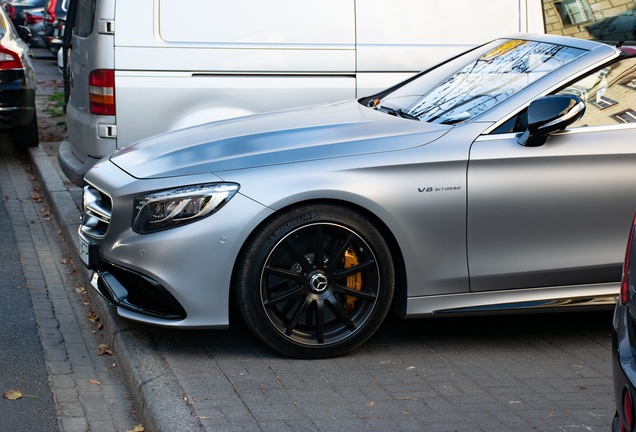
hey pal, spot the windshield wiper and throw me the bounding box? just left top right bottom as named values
left=379, top=106, right=420, bottom=121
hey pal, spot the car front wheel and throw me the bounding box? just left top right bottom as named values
left=234, top=203, right=395, bottom=358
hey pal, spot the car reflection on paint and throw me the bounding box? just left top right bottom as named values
left=79, top=34, right=636, bottom=358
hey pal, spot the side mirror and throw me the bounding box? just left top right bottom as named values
left=518, top=95, right=585, bottom=147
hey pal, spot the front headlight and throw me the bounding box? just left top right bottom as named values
left=132, top=183, right=239, bottom=233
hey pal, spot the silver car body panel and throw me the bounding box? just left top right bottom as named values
left=83, top=35, right=630, bottom=328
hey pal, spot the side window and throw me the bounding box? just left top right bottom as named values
left=556, top=58, right=636, bottom=127
left=74, top=0, right=95, bottom=37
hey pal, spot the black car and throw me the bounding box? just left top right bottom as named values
left=0, top=0, right=45, bottom=29
left=613, top=213, right=636, bottom=431
left=0, top=5, right=38, bottom=147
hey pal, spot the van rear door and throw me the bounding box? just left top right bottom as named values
left=64, top=0, right=116, bottom=170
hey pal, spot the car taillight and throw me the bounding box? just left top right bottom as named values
left=0, top=48, right=23, bottom=70
left=6, top=4, right=15, bottom=19
left=622, top=213, right=636, bottom=305
left=623, top=387, right=634, bottom=432
left=45, top=0, right=56, bottom=23
left=89, top=70, right=116, bottom=115
left=27, top=14, right=43, bottom=25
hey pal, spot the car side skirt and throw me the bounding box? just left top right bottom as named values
left=405, top=283, right=618, bottom=317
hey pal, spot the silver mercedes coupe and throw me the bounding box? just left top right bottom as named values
left=79, top=34, right=636, bottom=358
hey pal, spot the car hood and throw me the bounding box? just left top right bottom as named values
left=110, top=100, right=451, bottom=179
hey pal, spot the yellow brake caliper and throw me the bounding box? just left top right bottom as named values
left=343, top=246, right=363, bottom=312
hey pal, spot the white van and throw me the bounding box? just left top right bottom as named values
left=59, top=0, right=546, bottom=185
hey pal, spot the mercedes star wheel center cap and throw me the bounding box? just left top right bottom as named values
left=309, top=273, right=329, bottom=292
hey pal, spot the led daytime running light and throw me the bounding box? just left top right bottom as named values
left=133, top=183, right=239, bottom=233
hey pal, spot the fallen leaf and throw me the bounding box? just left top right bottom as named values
left=3, top=196, right=8, bottom=202
left=96, top=344, right=113, bottom=356
left=87, top=380, right=100, bottom=385
left=367, top=401, right=374, bottom=406
left=3, top=390, right=22, bottom=400
left=572, top=364, right=583, bottom=368
left=40, top=206, right=48, bottom=213
left=61, top=257, right=72, bottom=264
left=87, top=311, right=99, bottom=322
left=96, top=323, right=103, bottom=330
left=126, top=424, right=145, bottom=432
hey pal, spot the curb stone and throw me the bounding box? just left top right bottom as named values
left=28, top=144, right=201, bottom=432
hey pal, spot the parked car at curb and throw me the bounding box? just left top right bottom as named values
left=80, top=34, right=636, bottom=358
left=39, top=0, right=65, bottom=53
left=613, top=212, right=636, bottom=432
left=0, top=4, right=38, bottom=147
left=19, top=7, right=44, bottom=48
left=0, top=0, right=44, bottom=29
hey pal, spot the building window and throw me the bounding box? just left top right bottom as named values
left=621, top=77, right=636, bottom=90
left=553, top=0, right=593, bottom=26
left=591, top=95, right=618, bottom=110
left=611, top=109, right=636, bottom=123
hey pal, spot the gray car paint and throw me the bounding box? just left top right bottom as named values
left=82, top=34, right=630, bottom=331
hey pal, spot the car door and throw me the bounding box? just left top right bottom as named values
left=467, top=56, right=636, bottom=292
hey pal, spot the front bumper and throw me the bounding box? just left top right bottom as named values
left=90, top=264, right=186, bottom=320
left=79, top=160, right=273, bottom=328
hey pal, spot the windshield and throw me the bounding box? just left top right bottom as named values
left=374, top=39, right=586, bottom=124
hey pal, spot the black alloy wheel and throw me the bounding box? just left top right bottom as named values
left=234, top=203, right=395, bottom=358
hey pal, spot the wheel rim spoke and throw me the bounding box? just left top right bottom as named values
left=264, top=265, right=306, bottom=283
left=327, top=232, right=355, bottom=272
left=334, top=259, right=376, bottom=280
left=313, top=225, right=325, bottom=268
left=264, top=286, right=305, bottom=307
left=284, top=237, right=313, bottom=272
left=285, top=296, right=313, bottom=335
left=326, top=296, right=357, bottom=331
left=315, top=300, right=325, bottom=343
left=335, top=284, right=377, bottom=301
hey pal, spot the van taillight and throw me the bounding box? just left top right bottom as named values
left=0, top=48, right=22, bottom=70
left=622, top=213, right=636, bottom=305
left=89, top=70, right=115, bottom=116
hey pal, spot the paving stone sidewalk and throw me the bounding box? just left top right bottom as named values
left=0, top=140, right=139, bottom=432
left=27, top=140, right=617, bottom=431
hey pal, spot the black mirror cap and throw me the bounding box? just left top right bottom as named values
left=518, top=95, right=586, bottom=147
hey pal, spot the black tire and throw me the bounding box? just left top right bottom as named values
left=234, top=203, right=395, bottom=358
left=12, top=114, right=39, bottom=148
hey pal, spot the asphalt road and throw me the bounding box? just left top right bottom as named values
left=0, top=136, right=58, bottom=431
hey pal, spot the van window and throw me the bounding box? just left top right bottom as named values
left=74, top=0, right=95, bottom=37
left=543, top=0, right=636, bottom=43
left=158, top=0, right=354, bottom=45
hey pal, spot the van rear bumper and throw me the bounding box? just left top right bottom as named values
left=58, top=137, right=102, bottom=187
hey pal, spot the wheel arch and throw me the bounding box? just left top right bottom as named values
left=229, top=198, right=408, bottom=318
